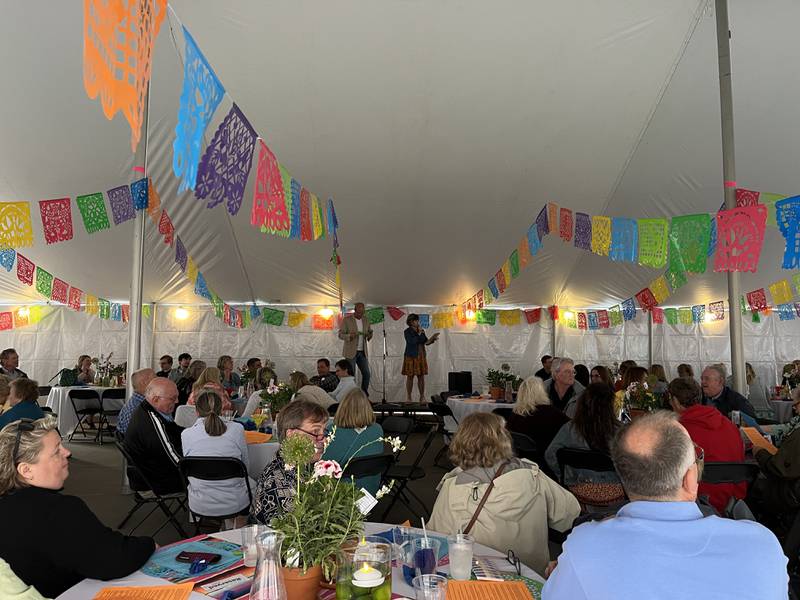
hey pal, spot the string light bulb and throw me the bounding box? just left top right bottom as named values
left=319, top=307, right=334, bottom=319
left=174, top=307, right=189, bottom=320
left=17, top=307, right=29, bottom=318
left=466, top=309, right=476, bottom=320
left=563, top=311, right=574, bottom=320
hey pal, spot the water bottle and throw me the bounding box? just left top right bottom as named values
left=504, top=380, right=513, bottom=403
left=730, top=410, right=741, bottom=426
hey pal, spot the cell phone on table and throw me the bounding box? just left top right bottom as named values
left=176, top=551, right=222, bottom=564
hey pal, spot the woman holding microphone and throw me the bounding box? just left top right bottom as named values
left=402, top=314, right=439, bottom=403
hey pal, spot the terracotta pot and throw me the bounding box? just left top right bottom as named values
left=490, top=386, right=503, bottom=400
left=282, top=564, right=322, bottom=600
left=628, top=408, right=647, bottom=420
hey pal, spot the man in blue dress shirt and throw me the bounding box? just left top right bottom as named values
left=543, top=411, right=788, bottom=600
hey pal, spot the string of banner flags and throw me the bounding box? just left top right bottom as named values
left=79, top=0, right=344, bottom=321
left=458, top=188, right=800, bottom=328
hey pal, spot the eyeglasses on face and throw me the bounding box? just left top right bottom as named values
left=293, top=427, right=326, bottom=441
left=694, top=443, right=704, bottom=464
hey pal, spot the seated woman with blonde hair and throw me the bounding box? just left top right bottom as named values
left=322, top=388, right=383, bottom=494
left=187, top=367, right=232, bottom=412
left=0, top=417, right=154, bottom=597
left=291, top=371, right=336, bottom=410
left=505, top=376, right=569, bottom=477
left=429, top=412, right=579, bottom=576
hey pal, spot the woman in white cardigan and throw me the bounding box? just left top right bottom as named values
left=181, top=389, right=253, bottom=528
left=429, top=412, right=580, bottom=575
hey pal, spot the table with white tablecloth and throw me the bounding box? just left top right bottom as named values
left=446, top=395, right=517, bottom=423
left=46, top=386, right=125, bottom=436
left=770, top=399, right=795, bottom=424
left=57, top=522, right=544, bottom=599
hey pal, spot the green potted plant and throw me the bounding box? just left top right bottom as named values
left=270, top=429, right=402, bottom=599
left=486, top=368, right=507, bottom=399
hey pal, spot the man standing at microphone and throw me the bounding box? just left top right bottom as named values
left=338, top=302, right=373, bottom=395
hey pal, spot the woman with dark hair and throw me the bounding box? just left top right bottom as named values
left=545, top=383, right=621, bottom=486
left=589, top=365, right=614, bottom=389
left=677, top=363, right=695, bottom=380
left=574, top=364, right=590, bottom=388
left=181, top=389, right=251, bottom=528
left=176, top=359, right=206, bottom=406
left=401, top=313, right=439, bottom=403
left=614, top=360, right=638, bottom=391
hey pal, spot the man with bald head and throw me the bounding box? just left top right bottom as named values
left=543, top=411, right=787, bottom=599
left=124, top=377, right=184, bottom=494
left=117, top=368, right=156, bottom=435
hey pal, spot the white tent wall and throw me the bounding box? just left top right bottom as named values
left=558, top=312, right=800, bottom=392
left=153, top=306, right=551, bottom=403
left=0, top=308, right=153, bottom=385
left=5, top=303, right=797, bottom=397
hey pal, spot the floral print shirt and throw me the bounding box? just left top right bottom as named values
left=250, top=451, right=297, bottom=525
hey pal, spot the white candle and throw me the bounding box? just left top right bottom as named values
left=352, top=562, right=385, bottom=588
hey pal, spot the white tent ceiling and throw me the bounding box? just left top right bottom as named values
left=0, top=1, right=798, bottom=310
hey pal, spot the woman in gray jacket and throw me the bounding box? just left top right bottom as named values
left=181, top=389, right=253, bottom=528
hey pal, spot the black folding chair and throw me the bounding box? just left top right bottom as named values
left=114, top=439, right=187, bottom=538
left=428, top=403, right=458, bottom=468
left=342, top=452, right=395, bottom=515
left=328, top=403, right=339, bottom=417
left=381, top=425, right=437, bottom=520
left=492, top=407, right=513, bottom=420
left=700, top=462, right=760, bottom=487
left=67, top=388, right=102, bottom=443
left=97, top=387, right=126, bottom=444
left=380, top=416, right=415, bottom=447
left=179, top=457, right=253, bottom=534
left=510, top=431, right=538, bottom=462
left=556, top=447, right=626, bottom=511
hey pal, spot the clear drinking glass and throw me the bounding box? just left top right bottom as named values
left=249, top=528, right=287, bottom=600
left=413, top=574, right=448, bottom=600
left=446, top=533, right=474, bottom=580
left=241, top=524, right=266, bottom=567
left=406, top=537, right=441, bottom=585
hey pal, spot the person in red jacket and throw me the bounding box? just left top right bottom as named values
left=668, top=377, right=746, bottom=514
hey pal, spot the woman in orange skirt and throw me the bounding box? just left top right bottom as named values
left=402, top=314, right=439, bottom=403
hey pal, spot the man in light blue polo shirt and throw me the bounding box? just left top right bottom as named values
left=543, top=411, right=788, bottom=600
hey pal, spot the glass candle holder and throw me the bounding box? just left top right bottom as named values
left=335, top=536, right=392, bottom=600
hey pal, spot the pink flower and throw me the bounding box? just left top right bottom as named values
left=313, top=459, right=343, bottom=479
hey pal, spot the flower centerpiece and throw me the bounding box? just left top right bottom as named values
left=270, top=428, right=403, bottom=599
left=624, top=380, right=661, bottom=417
left=258, top=380, right=293, bottom=415
left=91, top=353, right=127, bottom=386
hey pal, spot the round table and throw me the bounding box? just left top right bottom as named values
left=46, top=386, right=125, bottom=436
left=57, top=522, right=543, bottom=599
left=770, top=399, right=794, bottom=424
left=446, top=396, right=517, bottom=423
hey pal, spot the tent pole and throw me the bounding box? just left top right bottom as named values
left=647, top=312, right=654, bottom=367
left=550, top=312, right=557, bottom=356
left=149, top=303, right=158, bottom=370
left=715, top=0, right=746, bottom=394
left=126, top=83, right=149, bottom=391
